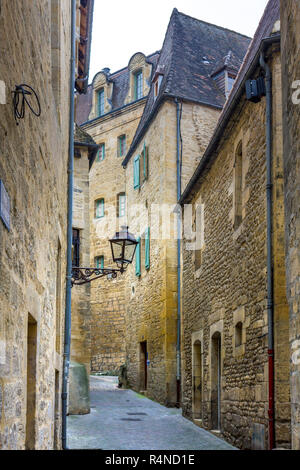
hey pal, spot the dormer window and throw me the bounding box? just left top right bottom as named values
left=134, top=70, right=143, bottom=100
left=226, top=74, right=236, bottom=96
left=152, top=65, right=165, bottom=100
left=97, top=88, right=104, bottom=116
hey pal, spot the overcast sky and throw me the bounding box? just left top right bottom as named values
left=89, top=0, right=269, bottom=81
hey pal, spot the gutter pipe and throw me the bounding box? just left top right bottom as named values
left=260, top=51, right=275, bottom=451
left=62, top=0, right=76, bottom=451
left=175, top=98, right=181, bottom=405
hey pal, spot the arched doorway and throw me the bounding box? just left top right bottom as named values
left=211, top=332, right=221, bottom=430
left=192, top=341, right=202, bottom=420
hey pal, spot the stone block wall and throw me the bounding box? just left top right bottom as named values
left=281, top=0, right=300, bottom=450
left=82, top=100, right=146, bottom=373
left=0, top=0, right=71, bottom=449
left=181, top=51, right=290, bottom=449
left=124, top=99, right=221, bottom=406
left=71, top=146, right=91, bottom=375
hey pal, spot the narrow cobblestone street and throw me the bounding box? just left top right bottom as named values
left=67, top=376, right=236, bottom=450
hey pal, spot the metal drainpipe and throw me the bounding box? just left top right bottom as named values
left=260, top=51, right=275, bottom=450
left=175, top=98, right=181, bottom=406
left=62, top=0, right=76, bottom=451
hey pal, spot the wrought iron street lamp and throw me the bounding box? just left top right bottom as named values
left=71, top=226, right=138, bottom=286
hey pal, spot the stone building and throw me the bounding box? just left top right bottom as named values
left=76, top=51, right=160, bottom=373
left=68, top=125, right=98, bottom=415
left=0, top=0, right=93, bottom=450
left=281, top=0, right=300, bottom=450
left=179, top=0, right=290, bottom=449
left=122, top=10, right=250, bottom=406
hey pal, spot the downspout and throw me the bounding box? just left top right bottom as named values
left=175, top=98, right=182, bottom=406
left=62, top=0, right=76, bottom=450
left=260, top=51, right=275, bottom=450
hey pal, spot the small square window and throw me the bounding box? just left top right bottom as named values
left=118, top=135, right=126, bottom=157
left=97, top=88, right=104, bottom=116
left=134, top=70, right=143, bottom=100
left=95, top=198, right=104, bottom=218
left=95, top=255, right=104, bottom=269
left=97, top=143, right=105, bottom=161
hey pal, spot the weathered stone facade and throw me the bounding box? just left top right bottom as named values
left=281, top=0, right=300, bottom=450
left=79, top=52, right=159, bottom=373
left=121, top=9, right=249, bottom=407
left=0, top=0, right=93, bottom=450
left=71, top=127, right=97, bottom=377
left=123, top=100, right=220, bottom=406
left=180, top=7, right=291, bottom=448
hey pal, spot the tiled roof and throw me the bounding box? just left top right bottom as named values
left=123, top=9, right=251, bottom=165
left=180, top=0, right=280, bottom=204
left=210, top=50, right=243, bottom=76
left=75, top=51, right=160, bottom=125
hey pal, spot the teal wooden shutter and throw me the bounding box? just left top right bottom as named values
left=143, top=142, right=148, bottom=180
left=135, top=237, right=141, bottom=276
left=145, top=227, right=150, bottom=269
left=96, top=256, right=104, bottom=269
left=134, top=155, right=140, bottom=189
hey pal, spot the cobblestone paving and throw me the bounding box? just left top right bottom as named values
left=67, top=376, right=236, bottom=450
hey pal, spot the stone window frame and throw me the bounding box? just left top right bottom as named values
left=231, top=306, right=247, bottom=357
left=126, top=52, right=153, bottom=105
left=90, top=71, right=113, bottom=120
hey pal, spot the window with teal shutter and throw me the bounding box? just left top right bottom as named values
left=95, top=198, right=104, bottom=218
left=135, top=237, right=141, bottom=276
left=134, top=71, right=143, bottom=100
left=145, top=227, right=150, bottom=269
left=98, top=89, right=104, bottom=116
left=95, top=255, right=104, bottom=269
left=118, top=135, right=126, bottom=157
left=134, top=155, right=140, bottom=189
left=97, top=143, right=105, bottom=161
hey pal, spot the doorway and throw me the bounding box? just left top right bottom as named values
left=193, top=341, right=202, bottom=420
left=25, top=314, right=37, bottom=450
left=211, top=332, right=221, bottom=430
left=139, top=341, right=147, bottom=391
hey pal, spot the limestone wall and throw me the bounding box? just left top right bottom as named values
left=82, top=100, right=146, bottom=373
left=181, top=51, right=290, bottom=449
left=0, top=0, right=71, bottom=449
left=71, top=147, right=91, bottom=375
left=281, top=0, right=300, bottom=450
left=124, top=99, right=221, bottom=406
